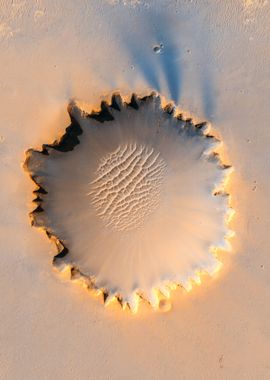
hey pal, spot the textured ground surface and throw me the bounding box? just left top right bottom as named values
left=1, top=1, right=270, bottom=379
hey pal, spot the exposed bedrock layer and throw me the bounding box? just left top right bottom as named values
left=24, top=93, right=233, bottom=312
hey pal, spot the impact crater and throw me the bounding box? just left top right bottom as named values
left=24, top=92, right=234, bottom=312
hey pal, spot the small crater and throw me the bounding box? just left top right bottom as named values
left=219, top=354, right=224, bottom=369
left=159, top=299, right=172, bottom=313
left=153, top=43, right=164, bottom=54
left=252, top=181, right=257, bottom=191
